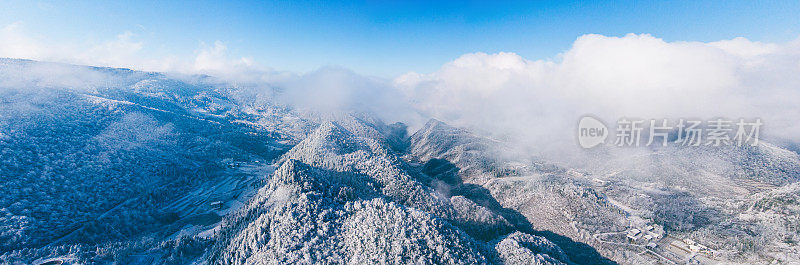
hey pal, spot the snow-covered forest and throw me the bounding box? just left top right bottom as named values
left=0, top=59, right=798, bottom=264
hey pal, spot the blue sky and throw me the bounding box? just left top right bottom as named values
left=1, top=0, right=799, bottom=77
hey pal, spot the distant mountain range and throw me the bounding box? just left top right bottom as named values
left=0, top=59, right=797, bottom=264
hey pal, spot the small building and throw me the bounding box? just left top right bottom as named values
left=627, top=229, right=642, bottom=241
left=211, top=201, right=224, bottom=210
left=645, top=225, right=654, bottom=231
left=646, top=242, right=658, bottom=249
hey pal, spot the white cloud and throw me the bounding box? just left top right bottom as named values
left=74, top=31, right=143, bottom=68
left=0, top=22, right=269, bottom=81
left=1, top=22, right=798, bottom=157
left=396, top=33, right=800, bottom=158
left=189, top=41, right=271, bottom=82
left=0, top=22, right=46, bottom=60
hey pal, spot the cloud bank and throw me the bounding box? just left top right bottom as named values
left=2, top=21, right=799, bottom=159
left=396, top=34, right=800, bottom=157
